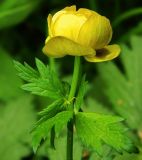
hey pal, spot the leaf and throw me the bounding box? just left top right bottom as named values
left=14, top=60, right=39, bottom=82
left=74, top=76, right=87, bottom=112
left=89, top=145, right=116, bottom=160
left=96, top=36, right=142, bottom=129
left=114, top=146, right=142, bottom=160
left=31, top=111, right=73, bottom=152
left=0, top=48, right=23, bottom=101
left=14, top=59, right=69, bottom=100
left=21, top=79, right=62, bottom=99
left=0, top=0, right=40, bottom=29
left=38, top=98, right=64, bottom=116
left=31, top=98, right=65, bottom=131
left=35, top=58, right=50, bottom=79
left=0, top=95, right=36, bottom=160
left=75, top=112, right=137, bottom=156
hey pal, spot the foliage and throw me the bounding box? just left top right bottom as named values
left=14, top=59, right=69, bottom=99
left=0, top=0, right=40, bottom=29
left=75, top=112, right=137, bottom=156
left=14, top=58, right=137, bottom=158
left=96, top=36, right=142, bottom=130
left=0, top=48, right=23, bottom=101
left=0, top=95, right=36, bottom=160
left=32, top=111, right=73, bottom=152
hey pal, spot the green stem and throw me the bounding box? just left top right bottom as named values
left=67, top=120, right=74, bottom=160
left=67, top=56, right=81, bottom=160
left=68, top=56, right=81, bottom=100
left=112, top=7, right=142, bottom=28
left=49, top=57, right=55, bottom=72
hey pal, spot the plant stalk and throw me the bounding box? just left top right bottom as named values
left=49, top=57, right=56, bottom=72
left=67, top=56, right=81, bottom=160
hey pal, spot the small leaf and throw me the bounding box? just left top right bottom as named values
left=31, top=111, right=73, bottom=152
left=31, top=99, right=65, bottom=133
left=21, top=79, right=61, bottom=99
left=74, top=76, right=87, bottom=112
left=14, top=60, right=39, bottom=82
left=14, top=59, right=69, bottom=100
left=75, top=112, right=137, bottom=156
left=35, top=58, right=49, bottom=79
left=38, top=98, right=64, bottom=116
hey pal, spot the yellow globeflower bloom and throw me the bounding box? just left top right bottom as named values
left=42, top=5, right=120, bottom=62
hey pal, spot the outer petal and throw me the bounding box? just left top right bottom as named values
left=51, top=5, right=76, bottom=25
left=42, top=36, right=96, bottom=58
left=47, top=14, right=52, bottom=36
left=84, top=44, right=120, bottom=62
left=52, top=13, right=87, bottom=41
left=77, top=14, right=112, bottom=50
left=77, top=8, right=99, bottom=18
left=63, top=5, right=76, bottom=11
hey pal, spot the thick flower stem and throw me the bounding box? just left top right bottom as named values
left=67, top=56, right=81, bottom=160
left=49, top=58, right=56, bottom=72
left=67, top=120, right=74, bottom=160
left=68, top=56, right=81, bottom=100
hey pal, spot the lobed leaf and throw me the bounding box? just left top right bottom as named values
left=14, top=58, right=70, bottom=100
left=14, top=60, right=39, bottom=82
left=75, top=112, right=138, bottom=156
left=31, top=111, right=73, bottom=152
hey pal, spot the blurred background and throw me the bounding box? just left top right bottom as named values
left=0, top=0, right=142, bottom=160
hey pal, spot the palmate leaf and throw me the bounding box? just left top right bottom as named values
left=96, top=36, right=142, bottom=129
left=75, top=112, right=138, bottom=156
left=14, top=58, right=69, bottom=100
left=32, top=111, right=73, bottom=152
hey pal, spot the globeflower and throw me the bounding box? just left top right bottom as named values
left=42, top=5, right=120, bottom=62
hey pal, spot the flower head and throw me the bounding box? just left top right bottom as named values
left=43, top=5, right=120, bottom=62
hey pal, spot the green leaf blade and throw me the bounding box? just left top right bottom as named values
left=14, top=59, right=69, bottom=100
left=31, top=111, right=73, bottom=152
left=75, top=112, right=137, bottom=156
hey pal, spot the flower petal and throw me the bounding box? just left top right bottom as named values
left=77, top=8, right=98, bottom=18
left=52, top=13, right=87, bottom=41
left=47, top=14, right=52, bottom=36
left=63, top=5, right=76, bottom=11
left=42, top=36, right=96, bottom=58
left=84, top=44, right=121, bottom=62
left=78, top=14, right=112, bottom=50
left=51, top=6, right=76, bottom=26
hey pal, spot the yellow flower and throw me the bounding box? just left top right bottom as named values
left=42, top=5, right=120, bottom=62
